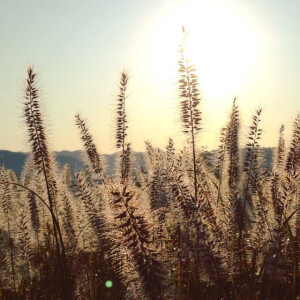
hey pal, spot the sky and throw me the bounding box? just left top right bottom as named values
left=0, top=0, right=299, bottom=153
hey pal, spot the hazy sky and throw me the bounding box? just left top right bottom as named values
left=0, top=0, right=299, bottom=153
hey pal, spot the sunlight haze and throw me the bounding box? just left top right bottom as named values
left=0, top=0, right=299, bottom=153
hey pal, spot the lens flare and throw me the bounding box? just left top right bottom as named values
left=105, top=280, right=113, bottom=288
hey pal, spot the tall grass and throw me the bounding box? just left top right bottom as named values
left=0, top=29, right=300, bottom=300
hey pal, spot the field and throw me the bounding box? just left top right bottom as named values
left=0, top=29, right=300, bottom=300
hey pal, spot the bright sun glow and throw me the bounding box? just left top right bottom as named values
left=147, top=1, right=261, bottom=98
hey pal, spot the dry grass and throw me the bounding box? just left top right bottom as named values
left=0, top=29, right=300, bottom=300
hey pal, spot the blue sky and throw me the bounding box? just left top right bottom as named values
left=0, top=0, right=299, bottom=153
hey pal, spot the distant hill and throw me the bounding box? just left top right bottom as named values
left=0, top=151, right=27, bottom=176
left=0, top=150, right=147, bottom=177
left=0, top=148, right=274, bottom=177
left=0, top=150, right=86, bottom=176
left=54, top=153, right=85, bottom=175
left=55, top=150, right=82, bottom=161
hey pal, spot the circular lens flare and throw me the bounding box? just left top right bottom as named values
left=105, top=280, right=113, bottom=288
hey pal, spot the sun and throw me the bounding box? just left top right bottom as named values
left=147, top=0, right=261, bottom=99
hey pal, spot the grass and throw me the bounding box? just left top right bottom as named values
left=0, top=28, right=300, bottom=299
